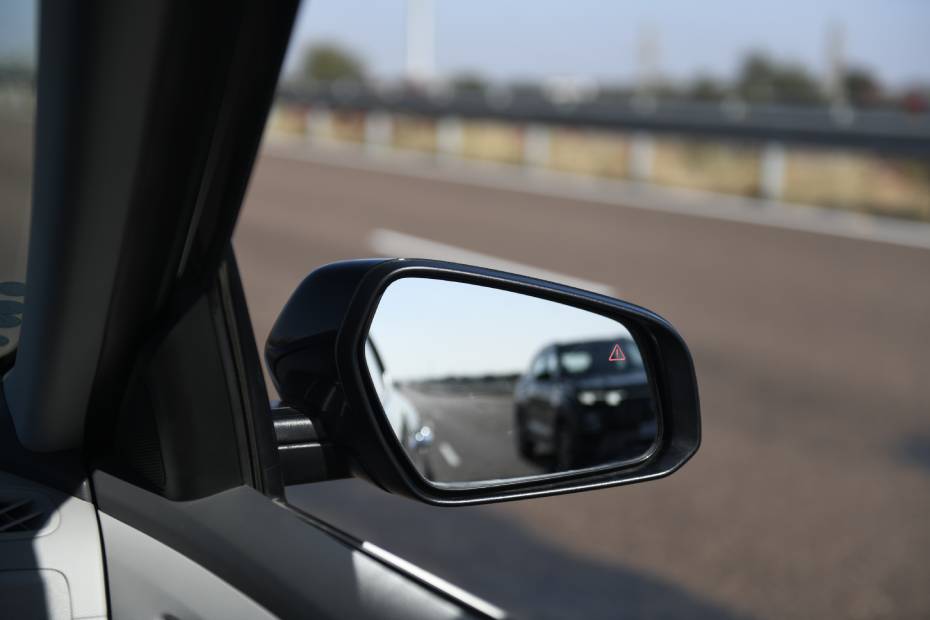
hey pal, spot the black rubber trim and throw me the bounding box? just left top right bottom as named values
left=271, top=406, right=352, bottom=484
left=272, top=406, right=320, bottom=444
left=216, top=251, right=284, bottom=499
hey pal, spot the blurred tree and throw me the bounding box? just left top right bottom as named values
left=843, top=67, right=882, bottom=106
left=690, top=75, right=726, bottom=101
left=597, top=85, right=634, bottom=102
left=300, top=43, right=365, bottom=84
left=509, top=81, right=546, bottom=99
left=736, top=54, right=777, bottom=101
left=0, top=61, right=35, bottom=86
left=770, top=65, right=822, bottom=104
left=451, top=72, right=487, bottom=94
left=901, top=90, right=928, bottom=115
left=737, top=53, right=822, bottom=104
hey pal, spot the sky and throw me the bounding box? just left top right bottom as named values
left=4, top=1, right=927, bottom=87
left=0, top=1, right=35, bottom=62
left=368, top=278, right=634, bottom=381
left=283, top=0, right=930, bottom=88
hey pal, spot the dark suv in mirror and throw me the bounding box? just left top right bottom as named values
left=513, top=337, right=658, bottom=470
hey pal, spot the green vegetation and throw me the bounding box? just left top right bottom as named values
left=299, top=43, right=365, bottom=84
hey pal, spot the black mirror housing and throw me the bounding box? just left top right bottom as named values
left=266, top=258, right=700, bottom=506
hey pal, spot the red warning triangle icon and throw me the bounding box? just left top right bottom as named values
left=608, top=343, right=626, bottom=362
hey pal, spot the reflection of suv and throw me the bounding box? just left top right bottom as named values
left=513, top=337, right=656, bottom=469
left=365, top=339, right=435, bottom=477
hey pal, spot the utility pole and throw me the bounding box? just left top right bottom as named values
left=406, top=0, right=435, bottom=85
left=826, top=22, right=847, bottom=107
left=634, top=23, right=660, bottom=105
left=630, top=23, right=659, bottom=180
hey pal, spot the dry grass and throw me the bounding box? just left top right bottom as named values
left=329, top=111, right=366, bottom=143
left=784, top=149, right=930, bottom=220
left=273, top=105, right=930, bottom=222
left=266, top=106, right=307, bottom=135
left=549, top=128, right=628, bottom=177
left=392, top=115, right=438, bottom=152
left=460, top=120, right=524, bottom=164
left=652, top=138, right=761, bottom=195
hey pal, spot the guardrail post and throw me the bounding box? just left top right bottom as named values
left=523, top=123, right=551, bottom=169
left=760, top=141, right=786, bottom=201
left=364, top=111, right=394, bottom=154
left=629, top=131, right=654, bottom=180
left=306, top=106, right=332, bottom=143
left=437, top=116, right=463, bottom=158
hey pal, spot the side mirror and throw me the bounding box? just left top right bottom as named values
left=266, top=259, right=700, bottom=505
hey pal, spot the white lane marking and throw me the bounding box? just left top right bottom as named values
left=369, top=228, right=616, bottom=296
left=266, top=139, right=930, bottom=252
left=437, top=441, right=462, bottom=468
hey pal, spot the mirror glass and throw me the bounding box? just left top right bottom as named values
left=365, top=277, right=658, bottom=488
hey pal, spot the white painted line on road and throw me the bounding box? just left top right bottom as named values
left=437, top=441, right=462, bottom=468
left=370, top=228, right=616, bottom=295
left=266, top=139, right=930, bottom=252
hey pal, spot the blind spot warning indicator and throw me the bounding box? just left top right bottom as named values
left=609, top=343, right=626, bottom=362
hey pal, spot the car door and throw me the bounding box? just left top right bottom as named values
left=0, top=2, right=503, bottom=618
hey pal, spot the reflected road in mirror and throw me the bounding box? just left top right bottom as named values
left=365, top=277, right=658, bottom=488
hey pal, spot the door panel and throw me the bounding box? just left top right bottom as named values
left=101, top=513, right=275, bottom=620
left=95, top=471, right=496, bottom=620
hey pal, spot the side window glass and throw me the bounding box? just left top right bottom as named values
left=237, top=3, right=928, bottom=619
left=546, top=350, right=559, bottom=378
left=531, top=353, right=547, bottom=379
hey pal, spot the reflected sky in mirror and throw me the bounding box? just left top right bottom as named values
left=369, top=278, right=633, bottom=381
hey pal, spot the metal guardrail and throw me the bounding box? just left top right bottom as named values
left=278, top=85, right=930, bottom=155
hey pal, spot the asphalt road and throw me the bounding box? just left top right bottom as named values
left=234, top=147, right=930, bottom=619
left=400, top=385, right=545, bottom=484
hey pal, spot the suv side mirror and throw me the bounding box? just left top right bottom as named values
left=266, top=258, right=700, bottom=506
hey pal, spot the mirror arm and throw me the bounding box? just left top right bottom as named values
left=271, top=404, right=350, bottom=485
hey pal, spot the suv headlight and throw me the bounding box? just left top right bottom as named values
left=605, top=390, right=626, bottom=407
left=577, top=391, right=598, bottom=406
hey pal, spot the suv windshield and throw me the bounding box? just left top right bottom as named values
left=0, top=0, right=37, bottom=358
left=559, top=339, right=644, bottom=376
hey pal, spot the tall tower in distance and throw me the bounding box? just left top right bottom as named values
left=406, top=0, right=435, bottom=86
left=825, top=22, right=847, bottom=107
left=634, top=23, right=660, bottom=107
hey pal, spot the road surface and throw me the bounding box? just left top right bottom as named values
left=399, top=385, right=545, bottom=484
left=234, top=145, right=930, bottom=620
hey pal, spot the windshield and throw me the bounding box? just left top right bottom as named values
left=0, top=0, right=37, bottom=358
left=559, top=339, right=644, bottom=376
